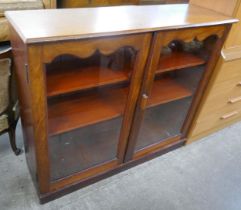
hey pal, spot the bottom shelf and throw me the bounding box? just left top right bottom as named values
left=49, top=118, right=122, bottom=181
left=135, top=97, right=192, bottom=152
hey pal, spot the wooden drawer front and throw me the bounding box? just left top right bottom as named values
left=198, top=82, right=241, bottom=118
left=197, top=99, right=241, bottom=123
left=208, top=76, right=241, bottom=99
left=190, top=59, right=241, bottom=137
left=192, top=109, right=241, bottom=135
left=215, top=59, right=241, bottom=83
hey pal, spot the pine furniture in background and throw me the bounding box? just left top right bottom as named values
left=187, top=0, right=241, bottom=143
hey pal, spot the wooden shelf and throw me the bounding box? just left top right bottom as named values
left=147, top=78, right=192, bottom=108
left=157, top=51, right=206, bottom=73
left=47, top=66, right=130, bottom=97
left=48, top=85, right=128, bottom=136
left=48, top=77, right=192, bottom=136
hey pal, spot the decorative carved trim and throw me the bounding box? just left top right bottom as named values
left=42, top=35, right=145, bottom=63
left=161, top=25, right=225, bottom=46
left=44, top=46, right=137, bottom=64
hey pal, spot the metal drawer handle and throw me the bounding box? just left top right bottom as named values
left=220, top=111, right=238, bottom=120
left=229, top=96, right=241, bottom=104
left=237, top=82, right=241, bottom=86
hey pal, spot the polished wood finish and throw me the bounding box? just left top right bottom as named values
left=5, top=4, right=236, bottom=44
left=7, top=4, right=235, bottom=203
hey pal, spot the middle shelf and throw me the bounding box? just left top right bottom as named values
left=48, top=77, right=192, bottom=136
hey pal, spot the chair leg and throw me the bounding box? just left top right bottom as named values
left=8, top=127, right=22, bottom=156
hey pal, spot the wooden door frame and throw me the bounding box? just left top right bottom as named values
left=124, top=25, right=231, bottom=162
left=32, top=33, right=152, bottom=193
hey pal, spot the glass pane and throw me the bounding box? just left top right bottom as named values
left=135, top=97, right=192, bottom=151
left=134, top=36, right=218, bottom=152
left=134, top=66, right=204, bottom=152
left=46, top=47, right=136, bottom=181
left=49, top=118, right=121, bottom=180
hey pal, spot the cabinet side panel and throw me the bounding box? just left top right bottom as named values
left=9, top=25, right=37, bottom=186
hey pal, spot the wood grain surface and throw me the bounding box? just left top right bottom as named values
left=5, top=4, right=237, bottom=43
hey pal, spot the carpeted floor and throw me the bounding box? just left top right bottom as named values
left=0, top=121, right=241, bottom=210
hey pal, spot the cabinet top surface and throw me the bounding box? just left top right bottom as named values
left=6, top=4, right=237, bottom=44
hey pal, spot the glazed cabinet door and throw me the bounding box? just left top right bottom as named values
left=29, top=34, right=151, bottom=192
left=124, top=26, right=229, bottom=161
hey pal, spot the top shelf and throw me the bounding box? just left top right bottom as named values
left=47, top=66, right=130, bottom=97
left=157, top=51, right=206, bottom=73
